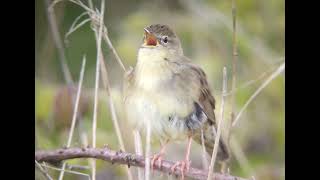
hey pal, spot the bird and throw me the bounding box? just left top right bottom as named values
left=123, top=24, right=229, bottom=178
